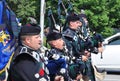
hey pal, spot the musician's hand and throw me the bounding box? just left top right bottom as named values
left=75, top=74, right=82, bottom=81
left=54, top=75, right=64, bottom=81
left=84, top=50, right=90, bottom=57
left=82, top=55, right=88, bottom=62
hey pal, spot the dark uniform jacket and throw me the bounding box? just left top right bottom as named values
left=7, top=45, right=49, bottom=81
left=62, top=28, right=84, bottom=59
left=46, top=46, right=71, bottom=81
left=62, top=28, right=86, bottom=80
left=47, top=48, right=67, bottom=74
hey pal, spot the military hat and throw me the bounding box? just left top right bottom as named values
left=67, top=15, right=80, bottom=23
left=20, top=25, right=41, bottom=36
left=46, top=32, right=62, bottom=41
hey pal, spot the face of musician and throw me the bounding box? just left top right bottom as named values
left=46, top=32, right=64, bottom=50
left=48, top=38, right=64, bottom=50
left=20, top=25, right=41, bottom=50
left=22, top=34, right=41, bottom=50
left=67, top=15, right=80, bottom=30
left=69, top=20, right=81, bottom=30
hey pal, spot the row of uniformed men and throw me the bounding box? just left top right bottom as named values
left=7, top=15, right=103, bottom=81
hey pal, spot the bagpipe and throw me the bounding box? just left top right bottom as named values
left=46, top=0, right=74, bottom=33
left=76, top=11, right=104, bottom=54
left=0, top=0, right=19, bottom=79
left=79, top=33, right=103, bottom=54
left=46, top=0, right=104, bottom=57
left=77, top=20, right=104, bottom=61
left=77, top=27, right=104, bottom=54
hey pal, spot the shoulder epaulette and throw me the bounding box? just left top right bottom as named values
left=63, top=29, right=75, bottom=39
left=15, top=47, right=40, bottom=62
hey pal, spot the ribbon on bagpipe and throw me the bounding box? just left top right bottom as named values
left=47, top=7, right=56, bottom=32
left=0, top=0, right=16, bottom=75
left=57, top=0, right=63, bottom=32
left=46, top=0, right=65, bottom=33
left=58, top=0, right=68, bottom=17
left=58, top=0, right=73, bottom=16
left=67, top=0, right=74, bottom=16
left=46, top=0, right=74, bottom=32
left=58, top=0, right=74, bottom=31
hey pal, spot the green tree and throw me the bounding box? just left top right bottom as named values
left=7, top=0, right=38, bottom=24
left=73, top=0, right=115, bottom=37
left=45, top=0, right=119, bottom=37
left=107, top=0, right=120, bottom=28
left=6, top=0, right=120, bottom=37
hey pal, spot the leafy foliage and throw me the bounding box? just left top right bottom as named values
left=7, top=0, right=37, bottom=24
left=6, top=0, right=120, bottom=37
